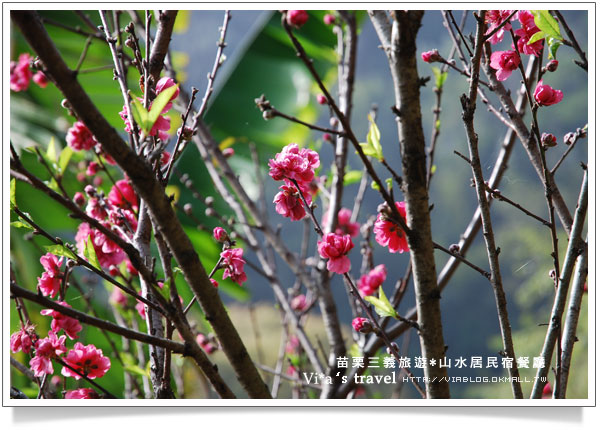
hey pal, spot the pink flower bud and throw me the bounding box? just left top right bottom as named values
left=84, top=185, right=96, bottom=197
left=32, top=71, right=48, bottom=88
left=286, top=10, right=309, bottom=28
left=73, top=192, right=86, bottom=207
left=210, top=279, right=219, bottom=288
left=93, top=176, right=103, bottom=186
left=213, top=227, right=229, bottom=243
left=421, top=49, right=442, bottom=63
left=290, top=294, right=308, bottom=312
left=541, top=133, right=557, bottom=148
left=66, top=121, right=96, bottom=151
left=542, top=383, right=552, bottom=399
left=323, top=14, right=336, bottom=25
left=316, top=94, right=327, bottom=105
left=545, top=59, right=559, bottom=72
left=352, top=317, right=372, bottom=334
left=323, top=133, right=333, bottom=142
left=222, top=148, right=235, bottom=158
left=108, top=265, right=120, bottom=277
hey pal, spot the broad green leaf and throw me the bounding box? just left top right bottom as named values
left=527, top=30, right=546, bottom=45
left=46, top=137, right=58, bottom=163
left=147, top=85, right=179, bottom=128
left=10, top=178, right=16, bottom=208
left=44, top=244, right=78, bottom=261
left=532, top=10, right=562, bottom=39
left=57, top=146, right=73, bottom=174
left=343, top=170, right=363, bottom=186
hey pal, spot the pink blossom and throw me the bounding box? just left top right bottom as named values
left=37, top=271, right=61, bottom=298
left=323, top=14, right=336, bottom=25
left=323, top=207, right=360, bottom=237
left=352, top=317, right=372, bottom=333
left=358, top=264, right=387, bottom=297
left=75, top=222, right=126, bottom=269
left=65, top=388, right=99, bottom=399
left=485, top=10, right=516, bottom=44
left=317, top=233, right=354, bottom=274
left=220, top=247, right=247, bottom=285
left=290, top=294, right=308, bottom=312
left=534, top=80, right=563, bottom=106
left=135, top=301, right=146, bottom=319
left=155, top=76, right=180, bottom=102
left=41, top=302, right=83, bottom=340
left=66, top=121, right=97, bottom=151
left=160, top=150, right=171, bottom=166
left=108, top=207, right=138, bottom=233
left=489, top=50, right=520, bottom=81
left=541, top=133, right=558, bottom=148
left=196, top=334, right=216, bottom=354
left=85, top=197, right=108, bottom=221
left=40, top=252, right=62, bottom=277
left=542, top=383, right=553, bottom=399
left=86, top=161, right=100, bottom=176
left=109, top=288, right=128, bottom=308
left=286, top=10, right=309, bottom=28
left=213, top=227, right=228, bottom=243
left=514, top=10, right=543, bottom=56
left=10, top=53, right=33, bottom=92
left=286, top=335, right=300, bottom=354
left=30, top=331, right=67, bottom=377
left=33, top=71, right=48, bottom=88
left=374, top=201, right=409, bottom=253
left=61, top=342, right=111, bottom=379
left=126, top=260, right=138, bottom=276
left=421, top=49, right=441, bottom=63
left=273, top=184, right=307, bottom=221
left=107, top=179, right=138, bottom=210
left=268, top=143, right=320, bottom=186
left=10, top=325, right=35, bottom=354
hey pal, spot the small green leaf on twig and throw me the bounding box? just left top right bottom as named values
left=10, top=178, right=16, bottom=209
left=84, top=237, right=101, bottom=270
left=44, top=244, right=78, bottom=261
left=432, top=66, right=448, bottom=89
left=531, top=10, right=562, bottom=40
left=343, top=170, right=363, bottom=186
left=358, top=114, right=383, bottom=161
left=364, top=287, right=397, bottom=318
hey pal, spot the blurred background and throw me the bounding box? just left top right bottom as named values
left=10, top=9, right=588, bottom=399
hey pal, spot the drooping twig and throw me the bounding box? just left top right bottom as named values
left=553, top=10, right=588, bottom=71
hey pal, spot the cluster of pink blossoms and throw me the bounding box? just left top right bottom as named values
left=41, top=302, right=83, bottom=340
left=269, top=143, right=320, bottom=222
left=119, top=76, right=179, bottom=142
left=37, top=253, right=64, bottom=298
left=10, top=53, right=48, bottom=92
left=358, top=264, right=387, bottom=297
left=213, top=227, right=248, bottom=286
left=61, top=342, right=111, bottom=380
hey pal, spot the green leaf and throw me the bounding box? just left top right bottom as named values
left=46, top=137, right=58, bottom=163
left=532, top=10, right=562, bottom=39
left=57, top=146, right=73, bottom=174
left=10, top=178, right=16, bottom=208
left=44, top=244, right=78, bottom=261
left=343, top=170, right=363, bottom=186
left=432, top=66, right=448, bottom=88
left=147, top=85, right=178, bottom=129
left=364, top=287, right=397, bottom=318
left=370, top=180, right=380, bottom=191
left=129, top=97, right=150, bottom=134
left=359, top=114, right=383, bottom=161
left=548, top=37, right=563, bottom=60
left=121, top=352, right=150, bottom=377
left=385, top=178, right=393, bottom=189
left=10, top=220, right=34, bottom=231
left=84, top=236, right=101, bottom=270
left=527, top=30, right=546, bottom=45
